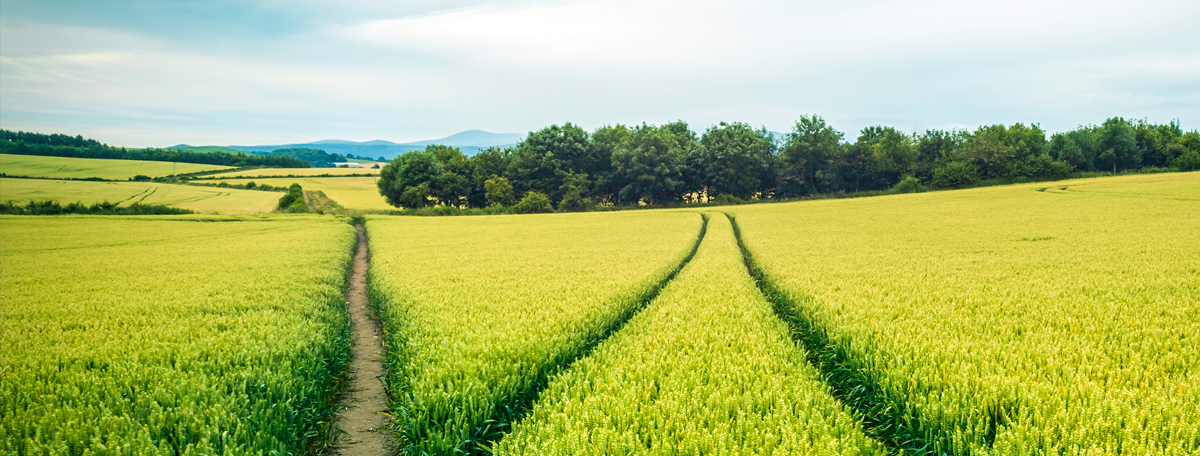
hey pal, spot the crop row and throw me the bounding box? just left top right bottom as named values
left=729, top=173, right=1200, bottom=455
left=364, top=211, right=704, bottom=454
left=0, top=215, right=356, bottom=456
left=495, top=213, right=884, bottom=455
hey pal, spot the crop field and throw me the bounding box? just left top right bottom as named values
left=365, top=211, right=703, bottom=454
left=0, top=215, right=357, bottom=456
left=0, top=178, right=280, bottom=213
left=496, top=214, right=884, bottom=455
left=194, top=176, right=390, bottom=210
left=0, top=153, right=231, bottom=179
left=729, top=172, right=1200, bottom=454
left=205, top=166, right=382, bottom=178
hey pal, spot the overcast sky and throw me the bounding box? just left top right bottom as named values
left=2, top=0, right=1198, bottom=147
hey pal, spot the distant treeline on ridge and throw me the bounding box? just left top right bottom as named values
left=0, top=131, right=311, bottom=169
left=377, top=115, right=1200, bottom=210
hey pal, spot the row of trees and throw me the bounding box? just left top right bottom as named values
left=0, top=130, right=311, bottom=169
left=378, top=116, right=1200, bottom=209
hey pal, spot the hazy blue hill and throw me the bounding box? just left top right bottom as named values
left=167, top=145, right=252, bottom=155
left=226, top=130, right=524, bottom=159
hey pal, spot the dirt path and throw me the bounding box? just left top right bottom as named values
left=332, top=225, right=394, bottom=456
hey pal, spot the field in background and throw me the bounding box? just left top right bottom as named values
left=195, top=176, right=390, bottom=210
left=0, top=215, right=356, bottom=456
left=0, top=153, right=231, bottom=179
left=206, top=167, right=381, bottom=178
left=730, top=172, right=1200, bottom=454
left=166, top=145, right=252, bottom=155
left=0, top=178, right=279, bottom=213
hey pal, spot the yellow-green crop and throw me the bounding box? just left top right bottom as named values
left=496, top=213, right=884, bottom=456
left=729, top=172, right=1200, bottom=455
left=0, top=154, right=230, bottom=179
left=0, top=215, right=356, bottom=456
left=195, top=177, right=390, bottom=210
left=366, top=211, right=703, bottom=454
left=205, top=167, right=381, bottom=178
left=0, top=178, right=279, bottom=213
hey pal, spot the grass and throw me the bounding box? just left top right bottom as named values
left=0, top=215, right=357, bottom=456
left=193, top=176, right=390, bottom=210
left=0, top=178, right=280, bottom=214
left=0, top=153, right=231, bottom=180
left=365, top=211, right=703, bottom=454
left=496, top=213, right=884, bottom=456
left=728, top=172, right=1200, bottom=455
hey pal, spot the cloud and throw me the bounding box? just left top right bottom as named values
left=2, top=0, right=1199, bottom=145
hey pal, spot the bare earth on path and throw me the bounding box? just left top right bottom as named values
left=332, top=225, right=395, bottom=456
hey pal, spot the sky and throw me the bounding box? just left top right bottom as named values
left=1, top=0, right=1198, bottom=147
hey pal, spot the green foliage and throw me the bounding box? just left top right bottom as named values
left=267, top=147, right=347, bottom=168
left=1172, top=148, right=1200, bottom=171
left=612, top=123, right=688, bottom=204
left=278, top=183, right=306, bottom=210
left=377, top=149, right=444, bottom=208
left=690, top=122, right=776, bottom=200
left=507, top=124, right=590, bottom=204
left=891, top=175, right=922, bottom=193
left=778, top=115, right=842, bottom=197
left=513, top=191, right=553, bottom=214
left=708, top=193, right=747, bottom=206
left=1, top=130, right=308, bottom=168
left=0, top=200, right=194, bottom=215
left=484, top=175, right=516, bottom=206
left=556, top=173, right=592, bottom=212
left=931, top=160, right=979, bottom=188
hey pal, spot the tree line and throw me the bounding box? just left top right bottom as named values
left=1, top=130, right=311, bottom=169
left=378, top=116, right=1200, bottom=210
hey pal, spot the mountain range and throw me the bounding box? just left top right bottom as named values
left=171, top=130, right=525, bottom=159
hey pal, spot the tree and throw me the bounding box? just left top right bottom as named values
left=484, top=175, right=515, bottom=206
left=506, top=124, right=590, bottom=204
left=1098, top=117, right=1141, bottom=173
left=589, top=124, right=632, bottom=204
left=469, top=146, right=513, bottom=208
left=913, top=129, right=965, bottom=183
left=691, top=122, right=777, bottom=200
left=962, top=125, right=1014, bottom=179
left=557, top=173, right=592, bottom=212
left=377, top=150, right=443, bottom=208
left=778, top=115, right=842, bottom=197
left=612, top=123, right=687, bottom=204
left=513, top=191, right=553, bottom=214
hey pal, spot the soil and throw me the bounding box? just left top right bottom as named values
left=331, top=225, right=395, bottom=456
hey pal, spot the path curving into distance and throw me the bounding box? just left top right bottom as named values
left=332, top=225, right=395, bottom=456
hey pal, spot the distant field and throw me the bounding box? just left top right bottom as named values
left=166, top=145, right=251, bottom=155
left=195, top=176, right=390, bottom=210
left=0, top=153, right=231, bottom=179
left=207, top=166, right=381, bottom=178
left=0, top=178, right=279, bottom=213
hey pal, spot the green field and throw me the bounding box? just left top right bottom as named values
left=3, top=171, right=1198, bottom=455
left=0, top=154, right=231, bottom=179
left=366, top=211, right=702, bottom=454
left=194, top=176, right=390, bottom=210
left=497, top=214, right=884, bottom=455
left=0, top=178, right=280, bottom=213
left=205, top=167, right=381, bottom=178
left=0, top=215, right=356, bottom=455
left=728, top=172, right=1200, bottom=454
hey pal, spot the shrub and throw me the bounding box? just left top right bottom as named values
left=513, top=191, right=553, bottom=214
left=710, top=194, right=746, bottom=206
left=932, top=161, right=979, bottom=189
left=891, top=175, right=922, bottom=194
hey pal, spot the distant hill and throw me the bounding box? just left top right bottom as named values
left=167, top=145, right=252, bottom=155
left=226, top=130, right=525, bottom=159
